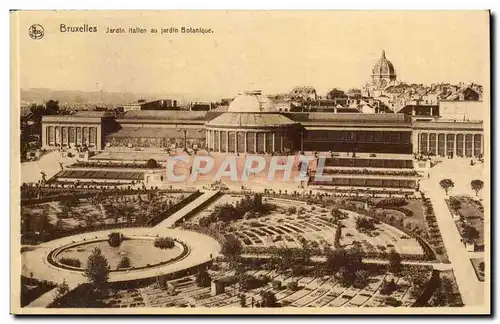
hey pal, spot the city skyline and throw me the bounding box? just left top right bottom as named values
left=17, top=11, right=489, bottom=100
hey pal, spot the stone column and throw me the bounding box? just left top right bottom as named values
left=300, top=131, right=304, bottom=152
left=472, top=133, right=475, bottom=157
left=218, top=131, right=222, bottom=152
left=263, top=133, right=267, bottom=153
left=235, top=132, right=238, bottom=153
left=86, top=128, right=90, bottom=146
left=254, top=132, right=257, bottom=153
left=213, top=130, right=216, bottom=151
left=41, top=125, right=47, bottom=148
left=97, top=126, right=102, bottom=150
left=453, top=134, right=457, bottom=158
left=226, top=131, right=229, bottom=152
left=462, top=134, right=467, bottom=157
left=244, top=132, right=248, bottom=153
left=427, top=132, right=430, bottom=154
left=280, top=132, right=284, bottom=152
left=444, top=133, right=447, bottom=157
left=480, top=134, right=484, bottom=156
left=272, top=133, right=276, bottom=153
left=435, top=133, right=438, bottom=155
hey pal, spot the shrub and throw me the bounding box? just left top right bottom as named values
left=59, top=257, right=81, bottom=268
left=117, top=256, right=131, bottom=269
left=272, top=280, right=282, bottom=290
left=154, top=237, right=176, bottom=249
left=375, top=198, right=408, bottom=208
left=380, top=279, right=398, bottom=295
left=108, top=232, right=123, bottom=247
left=238, top=274, right=266, bottom=291
left=385, top=296, right=402, bottom=307
left=287, top=281, right=299, bottom=291
left=260, top=291, right=278, bottom=307
left=355, top=216, right=376, bottom=231
left=353, top=270, right=370, bottom=289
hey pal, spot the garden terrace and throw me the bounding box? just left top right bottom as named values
left=319, top=169, right=420, bottom=177
left=310, top=187, right=415, bottom=198
left=21, top=185, right=194, bottom=204
left=243, top=193, right=437, bottom=260
left=21, top=191, right=189, bottom=243
left=323, top=157, right=414, bottom=169
left=309, top=178, right=416, bottom=189
left=67, top=161, right=163, bottom=169
left=186, top=195, right=425, bottom=259
left=52, top=170, right=145, bottom=182
left=445, top=196, right=484, bottom=250
left=67, top=263, right=436, bottom=308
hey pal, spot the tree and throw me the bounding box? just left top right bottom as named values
left=260, top=291, right=278, bottom=307
left=45, top=100, right=60, bottom=115
left=195, top=268, right=212, bottom=287
left=388, top=250, right=402, bottom=274
left=84, top=247, right=111, bottom=288
left=439, top=179, right=455, bottom=195
left=326, top=88, right=346, bottom=100
left=146, top=158, right=159, bottom=169
left=462, top=225, right=479, bottom=243
left=221, top=235, right=242, bottom=260
left=325, top=246, right=363, bottom=274
left=53, top=279, right=70, bottom=301
left=334, top=225, right=342, bottom=248
left=470, top=180, right=484, bottom=197
left=449, top=197, right=462, bottom=215
left=403, top=267, right=429, bottom=299
left=239, top=294, right=247, bottom=307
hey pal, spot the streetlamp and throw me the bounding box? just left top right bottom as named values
left=176, top=128, right=188, bottom=150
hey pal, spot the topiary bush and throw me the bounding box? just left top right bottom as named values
left=154, top=237, right=176, bottom=249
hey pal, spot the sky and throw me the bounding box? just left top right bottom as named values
left=14, top=11, right=490, bottom=100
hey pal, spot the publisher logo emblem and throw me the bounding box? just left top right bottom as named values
left=29, top=24, right=44, bottom=40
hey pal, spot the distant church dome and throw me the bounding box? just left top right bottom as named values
left=227, top=90, right=277, bottom=113
left=371, top=50, right=397, bottom=88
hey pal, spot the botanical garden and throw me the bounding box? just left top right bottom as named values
left=20, top=184, right=464, bottom=309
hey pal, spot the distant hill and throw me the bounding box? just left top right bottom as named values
left=20, top=88, right=214, bottom=107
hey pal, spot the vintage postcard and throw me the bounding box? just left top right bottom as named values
left=10, top=10, right=491, bottom=315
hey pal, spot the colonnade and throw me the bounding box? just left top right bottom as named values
left=417, top=131, right=483, bottom=158
left=205, top=129, right=292, bottom=154
left=43, top=125, right=100, bottom=149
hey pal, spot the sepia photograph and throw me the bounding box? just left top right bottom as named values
left=10, top=10, right=491, bottom=315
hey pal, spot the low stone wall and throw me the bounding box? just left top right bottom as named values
left=47, top=235, right=189, bottom=273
